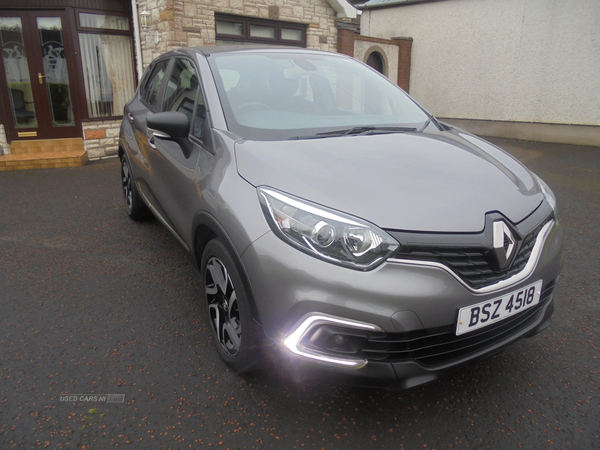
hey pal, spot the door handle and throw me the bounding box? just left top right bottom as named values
left=146, top=127, right=170, bottom=150
left=146, top=128, right=157, bottom=149
left=128, top=113, right=134, bottom=122
left=38, top=73, right=47, bottom=84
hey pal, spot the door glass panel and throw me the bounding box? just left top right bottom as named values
left=37, top=17, right=74, bottom=126
left=0, top=17, right=37, bottom=128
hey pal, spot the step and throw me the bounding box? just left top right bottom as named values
left=9, top=138, right=85, bottom=154
left=0, top=149, right=88, bottom=171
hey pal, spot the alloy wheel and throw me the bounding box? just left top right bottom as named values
left=205, top=256, right=242, bottom=356
left=121, top=159, right=133, bottom=214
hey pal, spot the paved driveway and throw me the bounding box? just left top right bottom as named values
left=0, top=137, right=598, bottom=449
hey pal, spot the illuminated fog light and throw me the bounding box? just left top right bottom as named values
left=283, top=314, right=382, bottom=368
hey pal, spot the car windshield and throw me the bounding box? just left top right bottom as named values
left=208, top=50, right=430, bottom=141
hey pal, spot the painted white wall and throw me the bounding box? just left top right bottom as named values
left=361, top=0, right=600, bottom=126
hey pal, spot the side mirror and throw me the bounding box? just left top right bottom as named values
left=146, top=112, right=193, bottom=158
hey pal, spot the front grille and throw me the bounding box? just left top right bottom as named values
left=358, top=280, right=556, bottom=367
left=392, top=220, right=547, bottom=289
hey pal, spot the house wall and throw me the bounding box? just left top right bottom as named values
left=338, top=30, right=413, bottom=92
left=83, top=120, right=122, bottom=160
left=136, top=0, right=339, bottom=70
left=354, top=38, right=399, bottom=83
left=360, top=0, right=600, bottom=146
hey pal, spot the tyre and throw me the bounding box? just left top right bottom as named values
left=201, top=239, right=259, bottom=372
left=120, top=156, right=150, bottom=221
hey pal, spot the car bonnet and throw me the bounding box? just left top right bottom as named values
left=234, top=131, right=544, bottom=233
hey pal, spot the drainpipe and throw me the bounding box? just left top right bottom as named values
left=131, top=0, right=144, bottom=81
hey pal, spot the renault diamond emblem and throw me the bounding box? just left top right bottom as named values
left=492, top=221, right=515, bottom=270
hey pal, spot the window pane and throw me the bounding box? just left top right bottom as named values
left=79, top=13, right=129, bottom=31
left=216, top=21, right=243, bottom=36
left=249, top=25, right=275, bottom=39
left=0, top=17, right=37, bottom=128
left=218, top=69, right=240, bottom=91
left=37, top=17, right=74, bottom=126
left=192, top=95, right=206, bottom=140
left=141, top=60, right=168, bottom=110
left=162, top=59, right=206, bottom=140
left=282, top=29, right=302, bottom=41
left=215, top=15, right=306, bottom=47
left=79, top=33, right=136, bottom=117
left=163, top=59, right=198, bottom=114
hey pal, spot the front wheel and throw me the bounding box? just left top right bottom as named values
left=120, top=156, right=149, bottom=221
left=201, top=239, right=260, bottom=372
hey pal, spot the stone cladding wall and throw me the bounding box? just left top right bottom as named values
left=0, top=124, right=8, bottom=155
left=136, top=0, right=338, bottom=69
left=82, top=120, right=121, bottom=160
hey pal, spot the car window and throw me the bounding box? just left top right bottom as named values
left=208, top=51, right=429, bottom=141
left=192, top=93, right=206, bottom=140
left=162, top=58, right=206, bottom=140
left=140, top=60, right=169, bottom=110
left=219, top=69, right=241, bottom=92
left=163, top=59, right=196, bottom=113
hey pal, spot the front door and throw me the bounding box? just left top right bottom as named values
left=0, top=10, right=81, bottom=140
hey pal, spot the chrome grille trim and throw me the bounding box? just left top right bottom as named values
left=387, top=220, right=555, bottom=294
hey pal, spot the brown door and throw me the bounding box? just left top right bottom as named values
left=0, top=10, right=81, bottom=140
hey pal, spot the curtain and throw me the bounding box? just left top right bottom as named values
left=79, top=33, right=135, bottom=117
left=99, top=35, right=135, bottom=115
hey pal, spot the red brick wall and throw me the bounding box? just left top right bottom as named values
left=396, top=38, right=413, bottom=92
left=337, top=29, right=355, bottom=57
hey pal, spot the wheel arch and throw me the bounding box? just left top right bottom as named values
left=118, top=137, right=128, bottom=160
left=192, top=211, right=262, bottom=327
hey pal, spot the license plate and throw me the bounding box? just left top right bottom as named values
left=456, top=280, right=543, bottom=335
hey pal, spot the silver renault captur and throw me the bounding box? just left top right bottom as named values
left=118, top=46, right=563, bottom=389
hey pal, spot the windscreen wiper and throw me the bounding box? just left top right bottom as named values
left=289, top=126, right=418, bottom=140
left=318, top=126, right=418, bottom=136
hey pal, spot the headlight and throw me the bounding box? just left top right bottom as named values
left=258, top=187, right=399, bottom=270
left=534, top=174, right=557, bottom=212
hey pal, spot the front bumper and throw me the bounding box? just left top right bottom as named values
left=275, top=293, right=554, bottom=390
left=241, top=219, right=563, bottom=389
